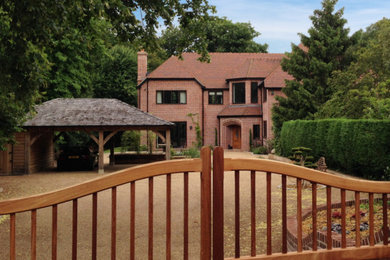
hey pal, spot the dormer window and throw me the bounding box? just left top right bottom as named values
left=232, top=83, right=245, bottom=104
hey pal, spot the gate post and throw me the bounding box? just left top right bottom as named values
left=213, top=147, right=224, bottom=260
left=200, top=147, right=211, bottom=259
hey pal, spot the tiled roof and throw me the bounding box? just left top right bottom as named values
left=145, top=53, right=292, bottom=89
left=265, top=63, right=294, bottom=88
left=24, top=98, right=174, bottom=127
left=218, top=104, right=262, bottom=117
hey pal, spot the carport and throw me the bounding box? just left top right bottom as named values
left=18, top=98, right=173, bottom=174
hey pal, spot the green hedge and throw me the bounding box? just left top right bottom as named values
left=280, top=119, right=390, bottom=180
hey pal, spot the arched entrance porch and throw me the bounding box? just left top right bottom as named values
left=221, top=119, right=242, bottom=150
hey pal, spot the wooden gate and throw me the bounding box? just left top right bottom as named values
left=1, top=146, right=390, bottom=259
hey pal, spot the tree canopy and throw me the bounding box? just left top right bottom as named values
left=159, top=16, right=268, bottom=57
left=93, top=45, right=138, bottom=106
left=0, top=0, right=214, bottom=148
left=316, top=18, right=390, bottom=119
left=272, top=0, right=353, bottom=137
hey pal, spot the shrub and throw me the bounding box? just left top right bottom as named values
left=289, top=147, right=316, bottom=168
left=280, top=119, right=390, bottom=179
left=251, top=146, right=267, bottom=154
left=121, top=131, right=141, bottom=153
left=183, top=146, right=200, bottom=158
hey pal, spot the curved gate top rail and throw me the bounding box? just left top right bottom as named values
left=0, top=158, right=202, bottom=214
left=224, top=157, right=390, bottom=193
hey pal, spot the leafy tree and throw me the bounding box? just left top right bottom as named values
left=0, top=0, right=215, bottom=149
left=93, top=45, right=138, bottom=106
left=272, top=0, right=352, bottom=137
left=317, top=18, right=390, bottom=119
left=160, top=16, right=268, bottom=56
left=44, top=19, right=113, bottom=100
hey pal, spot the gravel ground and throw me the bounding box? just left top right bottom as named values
left=0, top=151, right=353, bottom=259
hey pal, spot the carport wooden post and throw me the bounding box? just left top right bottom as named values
left=166, top=129, right=171, bottom=160
left=98, top=131, right=104, bottom=174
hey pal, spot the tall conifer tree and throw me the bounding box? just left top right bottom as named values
left=272, top=0, right=352, bottom=137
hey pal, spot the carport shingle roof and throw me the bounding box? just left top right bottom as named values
left=24, top=98, right=174, bottom=127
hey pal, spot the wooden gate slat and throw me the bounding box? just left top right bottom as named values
left=235, top=170, right=240, bottom=258
left=341, top=189, right=346, bottom=248
left=355, top=192, right=361, bottom=247
left=326, top=186, right=332, bottom=250
left=52, top=205, right=57, bottom=260
left=266, top=172, right=272, bottom=255
left=297, top=179, right=302, bottom=252
left=213, top=147, right=224, bottom=260
left=31, top=209, right=37, bottom=260
left=369, top=193, right=374, bottom=246
left=10, top=213, right=15, bottom=260
left=111, top=187, right=117, bottom=260
left=72, top=199, right=78, bottom=260
left=251, top=170, right=256, bottom=257
left=282, top=175, right=287, bottom=254
left=184, top=172, right=189, bottom=260
left=92, top=193, right=97, bottom=260
left=130, top=181, right=135, bottom=260
left=383, top=194, right=388, bottom=246
left=166, top=174, right=171, bottom=260
left=311, top=182, right=317, bottom=251
left=149, top=177, right=154, bottom=260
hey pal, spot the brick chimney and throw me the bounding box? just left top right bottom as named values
left=137, top=50, right=148, bottom=85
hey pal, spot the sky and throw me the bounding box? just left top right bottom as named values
left=208, top=0, right=390, bottom=53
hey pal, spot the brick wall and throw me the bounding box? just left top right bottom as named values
left=203, top=90, right=228, bottom=146
left=139, top=80, right=203, bottom=148
left=262, top=88, right=285, bottom=140
left=139, top=78, right=267, bottom=151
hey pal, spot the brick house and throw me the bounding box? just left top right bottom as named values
left=137, top=51, right=292, bottom=151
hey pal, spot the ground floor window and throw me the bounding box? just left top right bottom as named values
left=253, top=124, right=260, bottom=139
left=263, top=121, right=267, bottom=139
left=171, top=122, right=187, bottom=148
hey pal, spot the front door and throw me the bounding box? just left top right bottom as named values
left=231, top=126, right=241, bottom=149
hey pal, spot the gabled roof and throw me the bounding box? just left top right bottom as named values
left=144, top=52, right=292, bottom=89
left=24, top=98, right=174, bottom=128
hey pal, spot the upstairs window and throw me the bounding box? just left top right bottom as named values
left=251, top=82, right=258, bottom=103
left=209, top=91, right=223, bottom=104
left=156, top=91, right=186, bottom=104
left=232, top=83, right=245, bottom=104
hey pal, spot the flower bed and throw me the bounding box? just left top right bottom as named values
left=287, top=198, right=389, bottom=251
